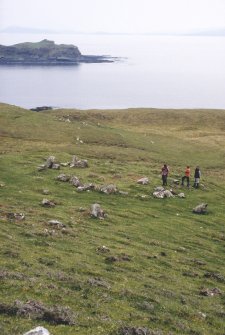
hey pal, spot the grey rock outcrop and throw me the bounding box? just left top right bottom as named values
left=70, top=176, right=82, bottom=187
left=41, top=199, right=56, bottom=207
left=153, top=189, right=174, bottom=198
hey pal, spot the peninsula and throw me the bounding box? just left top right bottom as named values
left=0, top=39, right=114, bottom=65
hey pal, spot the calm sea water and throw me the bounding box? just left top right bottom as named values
left=0, top=33, right=225, bottom=109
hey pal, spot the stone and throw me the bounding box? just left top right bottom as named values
left=200, top=287, right=222, bottom=296
left=96, top=245, right=110, bottom=253
left=45, top=156, right=55, bottom=168
left=42, top=189, right=50, bottom=195
left=51, top=163, right=60, bottom=170
left=57, top=174, right=70, bottom=182
left=178, top=192, right=185, bottom=198
left=100, top=184, right=118, bottom=194
left=48, top=220, right=66, bottom=228
left=70, top=155, right=88, bottom=168
left=41, top=199, right=56, bottom=207
left=137, top=177, right=149, bottom=185
left=23, top=326, right=50, bottom=335
left=153, top=189, right=174, bottom=198
left=60, top=162, right=70, bottom=167
left=119, top=326, right=161, bottom=335
left=119, top=191, right=129, bottom=195
left=193, top=203, right=208, bottom=214
left=90, top=204, right=105, bottom=219
left=154, top=186, right=164, bottom=192
left=77, top=183, right=95, bottom=192
left=70, top=176, right=82, bottom=187
left=7, top=212, right=25, bottom=221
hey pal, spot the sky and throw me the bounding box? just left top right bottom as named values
left=0, top=0, right=225, bottom=34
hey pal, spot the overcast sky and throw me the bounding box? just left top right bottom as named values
left=0, top=0, right=225, bottom=34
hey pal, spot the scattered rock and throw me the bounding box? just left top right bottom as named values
left=178, top=192, right=185, bottom=198
left=96, top=245, right=110, bottom=253
left=154, top=186, right=164, bottom=192
left=6, top=212, right=25, bottom=221
left=23, top=326, right=50, bottom=335
left=100, top=184, right=118, bottom=194
left=105, top=256, right=119, bottom=263
left=193, top=203, right=208, bottom=214
left=77, top=183, right=95, bottom=192
left=200, top=287, right=222, bottom=296
left=57, top=174, right=70, bottom=182
left=45, top=156, right=56, bottom=168
left=70, top=155, right=88, bottom=168
left=204, top=272, right=225, bottom=282
left=90, top=204, right=105, bottom=219
left=137, top=177, right=149, bottom=185
left=172, top=179, right=180, bottom=185
left=70, top=176, right=82, bottom=187
left=48, top=220, right=66, bottom=228
left=153, top=189, right=174, bottom=198
left=41, top=199, right=56, bottom=208
left=60, top=162, right=70, bottom=167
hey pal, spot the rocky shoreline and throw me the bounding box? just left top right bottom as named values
left=0, top=39, right=116, bottom=65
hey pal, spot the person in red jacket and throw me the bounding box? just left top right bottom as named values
left=161, top=164, right=169, bottom=186
left=181, top=166, right=191, bottom=187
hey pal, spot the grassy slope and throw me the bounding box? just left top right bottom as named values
left=0, top=103, right=225, bottom=335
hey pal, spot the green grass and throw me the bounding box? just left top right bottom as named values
left=0, top=103, right=225, bottom=335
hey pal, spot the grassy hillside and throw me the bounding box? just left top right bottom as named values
left=0, top=103, right=225, bottom=335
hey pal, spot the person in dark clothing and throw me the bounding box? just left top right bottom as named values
left=193, top=166, right=201, bottom=188
left=161, top=164, right=169, bottom=186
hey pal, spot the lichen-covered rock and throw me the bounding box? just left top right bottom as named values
left=193, top=203, right=208, bottom=214
left=70, top=176, right=82, bottom=187
left=70, top=155, right=88, bottom=168
left=45, top=156, right=56, bottom=168
left=100, top=184, right=118, bottom=194
left=57, top=174, right=70, bottom=182
left=90, top=203, right=105, bottom=219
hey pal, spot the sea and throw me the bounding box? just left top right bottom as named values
left=0, top=33, right=225, bottom=110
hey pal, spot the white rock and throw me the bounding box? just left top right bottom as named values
left=23, top=326, right=50, bottom=335
left=137, top=177, right=149, bottom=185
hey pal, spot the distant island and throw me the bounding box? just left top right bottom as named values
left=0, top=39, right=115, bottom=65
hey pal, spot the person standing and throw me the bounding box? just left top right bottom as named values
left=161, top=164, right=169, bottom=186
left=194, top=166, right=201, bottom=188
left=181, top=166, right=191, bottom=187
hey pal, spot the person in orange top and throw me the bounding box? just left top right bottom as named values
left=181, top=166, right=191, bottom=187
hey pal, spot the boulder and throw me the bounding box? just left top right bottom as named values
left=23, top=326, right=50, bottom=335
left=70, top=155, right=88, bottom=168
left=153, top=190, right=174, bottom=198
left=193, top=203, right=208, bottom=214
left=90, top=203, right=105, bottom=219
left=57, top=174, right=70, bottom=182
left=137, top=177, right=149, bottom=185
left=100, top=184, right=118, bottom=194
left=178, top=192, right=185, bottom=198
left=70, top=176, right=82, bottom=187
left=45, top=156, right=56, bottom=168
left=51, top=163, right=60, bottom=170
left=154, top=186, right=164, bottom=192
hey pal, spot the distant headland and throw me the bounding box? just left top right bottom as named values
left=0, top=39, right=115, bottom=65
